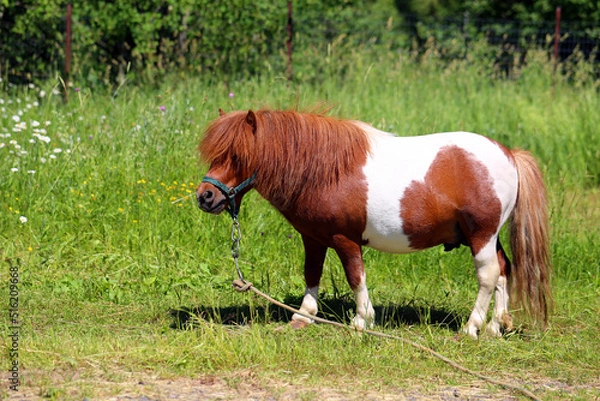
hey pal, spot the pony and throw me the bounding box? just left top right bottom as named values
left=196, top=109, right=551, bottom=338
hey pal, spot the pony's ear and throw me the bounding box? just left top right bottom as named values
left=219, top=108, right=225, bottom=116
left=245, top=110, right=257, bottom=134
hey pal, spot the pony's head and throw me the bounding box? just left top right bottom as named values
left=197, top=108, right=371, bottom=215
left=196, top=109, right=259, bottom=217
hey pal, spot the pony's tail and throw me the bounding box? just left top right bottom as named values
left=509, top=149, right=552, bottom=328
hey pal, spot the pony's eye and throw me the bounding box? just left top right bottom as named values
left=231, top=154, right=239, bottom=164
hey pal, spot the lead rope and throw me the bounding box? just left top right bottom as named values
left=228, top=220, right=541, bottom=401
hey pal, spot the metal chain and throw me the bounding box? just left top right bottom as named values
left=230, top=218, right=247, bottom=284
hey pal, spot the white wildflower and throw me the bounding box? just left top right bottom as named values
left=53, top=148, right=62, bottom=153
left=12, top=115, right=20, bottom=123
left=49, top=154, right=57, bottom=159
left=40, top=157, right=47, bottom=163
left=37, top=135, right=51, bottom=143
left=19, top=216, right=28, bottom=224
left=10, top=167, right=18, bottom=172
left=32, top=120, right=40, bottom=127
left=28, top=170, right=35, bottom=174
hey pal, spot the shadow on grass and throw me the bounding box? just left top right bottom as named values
left=169, top=294, right=463, bottom=332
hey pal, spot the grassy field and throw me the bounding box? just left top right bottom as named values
left=1, top=51, right=599, bottom=400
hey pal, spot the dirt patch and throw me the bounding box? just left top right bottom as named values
left=3, top=370, right=598, bottom=401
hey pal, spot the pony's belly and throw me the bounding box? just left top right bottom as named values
left=362, top=223, right=415, bottom=253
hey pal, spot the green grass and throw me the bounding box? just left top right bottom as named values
left=1, top=52, right=599, bottom=400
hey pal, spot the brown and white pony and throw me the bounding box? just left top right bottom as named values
left=196, top=109, right=551, bottom=338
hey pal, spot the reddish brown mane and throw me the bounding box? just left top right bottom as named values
left=199, top=109, right=371, bottom=209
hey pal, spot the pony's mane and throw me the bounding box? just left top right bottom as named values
left=199, top=109, right=371, bottom=210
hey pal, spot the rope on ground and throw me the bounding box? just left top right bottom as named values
left=232, top=279, right=541, bottom=401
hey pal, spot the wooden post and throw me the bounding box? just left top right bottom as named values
left=65, top=3, right=72, bottom=103
left=553, top=7, right=561, bottom=73
left=286, top=1, right=293, bottom=83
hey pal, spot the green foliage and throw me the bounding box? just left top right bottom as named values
left=394, top=0, right=600, bottom=22
left=0, top=0, right=288, bottom=84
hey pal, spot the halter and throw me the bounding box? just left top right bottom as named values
left=201, top=172, right=257, bottom=219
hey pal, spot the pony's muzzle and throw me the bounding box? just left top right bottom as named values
left=196, top=188, right=224, bottom=214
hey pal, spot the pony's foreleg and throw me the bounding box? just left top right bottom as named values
left=465, top=241, right=500, bottom=339
left=291, top=236, right=327, bottom=329
left=332, top=236, right=375, bottom=330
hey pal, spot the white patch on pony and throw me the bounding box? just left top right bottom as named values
left=351, top=272, right=375, bottom=330
left=292, top=285, right=319, bottom=325
left=358, top=125, right=518, bottom=254
left=465, top=241, right=501, bottom=339
left=487, top=275, right=512, bottom=336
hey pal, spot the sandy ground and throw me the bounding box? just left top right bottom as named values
left=3, top=371, right=598, bottom=401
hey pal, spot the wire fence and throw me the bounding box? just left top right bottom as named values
left=1, top=5, right=599, bottom=87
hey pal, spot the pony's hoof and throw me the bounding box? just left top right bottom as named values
left=290, top=319, right=310, bottom=329
left=485, top=321, right=503, bottom=337
left=463, top=324, right=479, bottom=340
left=351, top=315, right=374, bottom=331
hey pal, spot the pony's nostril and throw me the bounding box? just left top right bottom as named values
left=197, top=190, right=214, bottom=208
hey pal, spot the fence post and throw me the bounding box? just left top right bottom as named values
left=553, top=6, right=561, bottom=73
left=287, top=1, right=293, bottom=82
left=65, top=3, right=72, bottom=103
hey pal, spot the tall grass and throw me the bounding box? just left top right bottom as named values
left=1, top=48, right=599, bottom=399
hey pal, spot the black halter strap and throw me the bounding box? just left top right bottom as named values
left=201, top=172, right=257, bottom=219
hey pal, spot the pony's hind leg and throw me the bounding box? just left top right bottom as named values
left=291, top=236, right=327, bottom=328
left=465, top=239, right=501, bottom=339
left=487, top=241, right=514, bottom=336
